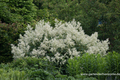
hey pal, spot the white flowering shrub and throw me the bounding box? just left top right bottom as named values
left=11, top=19, right=109, bottom=65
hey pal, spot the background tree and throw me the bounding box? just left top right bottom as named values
left=96, top=0, right=120, bottom=53
left=0, top=0, right=37, bottom=23
left=42, top=0, right=120, bottom=53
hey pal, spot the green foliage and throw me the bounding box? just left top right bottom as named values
left=0, top=0, right=37, bottom=23
left=96, top=54, right=107, bottom=73
left=66, top=57, right=80, bottom=76
left=41, top=0, right=72, bottom=21
left=99, top=0, right=112, bottom=4
left=11, top=57, right=56, bottom=73
left=79, top=53, right=99, bottom=73
left=67, top=53, right=102, bottom=76
left=105, top=51, right=120, bottom=73
left=56, top=74, right=68, bottom=78
left=96, top=0, right=120, bottom=53
left=0, top=1, right=19, bottom=23
left=1, top=0, right=120, bottom=57
left=41, top=0, right=106, bottom=35
left=0, top=68, right=29, bottom=80
left=0, top=0, right=120, bottom=79
left=1, top=57, right=58, bottom=80
left=74, top=74, right=86, bottom=80
left=83, top=77, right=97, bottom=80
left=67, top=52, right=120, bottom=79
left=33, top=0, right=44, bottom=9
left=0, top=22, right=27, bottom=63
left=36, top=9, right=50, bottom=21
left=0, top=56, right=100, bottom=80
left=29, top=69, right=54, bottom=80
left=40, top=0, right=120, bottom=53
left=9, top=0, right=37, bottom=23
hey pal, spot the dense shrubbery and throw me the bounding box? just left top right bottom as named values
left=105, top=51, right=120, bottom=73
left=96, top=0, right=120, bottom=53
left=67, top=51, right=120, bottom=79
left=0, top=52, right=120, bottom=80
left=0, top=1, right=15, bottom=23
left=40, top=0, right=120, bottom=53
left=67, top=53, right=104, bottom=76
left=0, top=69, right=28, bottom=80
left=11, top=19, right=109, bottom=65
left=0, top=19, right=61, bottom=64
left=0, top=21, right=27, bottom=63
left=0, top=0, right=39, bottom=63
left=1, top=0, right=120, bottom=63
left=40, top=0, right=106, bottom=34
left=0, top=0, right=37, bottom=23
left=0, top=57, right=97, bottom=80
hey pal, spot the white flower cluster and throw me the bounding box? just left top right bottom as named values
left=11, top=19, right=110, bottom=65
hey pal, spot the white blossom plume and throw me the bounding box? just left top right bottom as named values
left=11, top=19, right=110, bottom=65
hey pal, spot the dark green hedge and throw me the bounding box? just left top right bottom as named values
left=0, top=0, right=37, bottom=23
left=0, top=21, right=27, bottom=63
